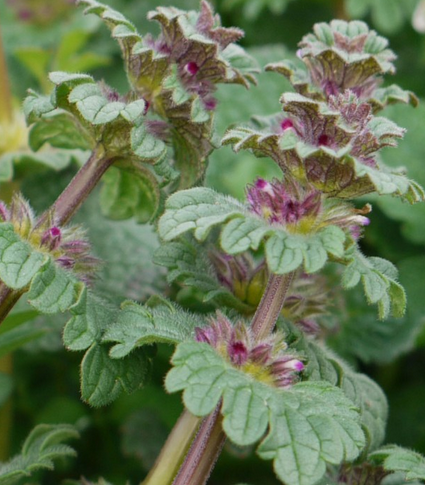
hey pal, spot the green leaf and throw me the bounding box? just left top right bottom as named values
left=166, top=341, right=365, bottom=485
left=0, top=223, right=46, bottom=290
left=63, top=291, right=117, bottom=351
left=103, top=300, right=206, bottom=358
left=296, top=337, right=388, bottom=452
left=340, top=370, right=387, bottom=452
left=369, top=445, right=425, bottom=479
left=100, top=165, right=161, bottom=223
left=159, top=188, right=346, bottom=275
left=0, top=424, right=78, bottom=485
left=153, top=236, right=254, bottom=313
left=131, top=124, right=167, bottom=161
left=29, top=113, right=93, bottom=151
left=80, top=343, right=151, bottom=407
left=341, top=247, right=406, bottom=319
left=27, top=259, right=85, bottom=314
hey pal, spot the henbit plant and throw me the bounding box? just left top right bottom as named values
left=1, top=2, right=425, bottom=485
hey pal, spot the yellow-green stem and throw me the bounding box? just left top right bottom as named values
left=141, top=410, right=201, bottom=485
left=0, top=353, right=13, bottom=460
left=0, top=24, right=12, bottom=123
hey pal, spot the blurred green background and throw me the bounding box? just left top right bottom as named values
left=1, top=0, right=425, bottom=483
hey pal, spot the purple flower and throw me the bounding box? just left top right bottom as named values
left=0, top=194, right=99, bottom=284
left=195, top=312, right=304, bottom=389
left=246, top=177, right=321, bottom=227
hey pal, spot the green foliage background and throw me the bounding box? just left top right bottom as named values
left=1, top=0, right=425, bottom=483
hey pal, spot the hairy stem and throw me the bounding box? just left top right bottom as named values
left=0, top=146, right=114, bottom=325
left=169, top=272, right=295, bottom=484
left=35, top=144, right=114, bottom=227
left=172, top=404, right=225, bottom=485
left=141, top=410, right=201, bottom=485
left=251, top=272, right=295, bottom=341
left=0, top=24, right=12, bottom=123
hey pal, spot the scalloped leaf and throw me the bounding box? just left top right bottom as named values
left=370, top=84, right=419, bottom=112
left=294, top=335, right=388, bottom=453
left=341, top=247, right=406, bottom=319
left=0, top=223, right=46, bottom=290
left=80, top=343, right=151, bottom=407
left=24, top=73, right=164, bottom=167
left=63, top=291, right=117, bottom=351
left=369, top=445, right=425, bottom=479
left=102, top=300, right=207, bottom=359
left=223, top=125, right=424, bottom=203
left=153, top=236, right=254, bottom=313
left=159, top=188, right=346, bottom=275
left=166, top=341, right=365, bottom=485
left=27, top=259, right=85, bottom=314
left=0, top=424, right=78, bottom=485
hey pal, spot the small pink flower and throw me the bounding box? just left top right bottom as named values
left=41, top=226, right=62, bottom=251
left=195, top=312, right=304, bottom=388
left=185, top=62, right=200, bottom=76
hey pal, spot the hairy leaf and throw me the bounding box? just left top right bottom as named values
left=27, top=259, right=85, bottom=314
left=103, top=300, right=207, bottom=358
left=341, top=246, right=406, bottom=319
left=369, top=445, right=425, bottom=479
left=80, top=343, right=151, bottom=407
left=166, top=341, right=365, bottom=485
left=153, top=236, right=254, bottom=313
left=0, top=223, right=46, bottom=290
left=296, top=336, right=388, bottom=452
left=63, top=291, right=117, bottom=351
left=159, top=188, right=346, bottom=275
left=0, top=424, right=78, bottom=485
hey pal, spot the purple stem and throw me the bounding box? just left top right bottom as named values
left=172, top=405, right=226, bottom=485
left=0, top=283, right=22, bottom=326
left=251, top=272, right=295, bottom=341
left=0, top=145, right=115, bottom=325
left=35, top=145, right=115, bottom=228
left=169, top=271, right=295, bottom=485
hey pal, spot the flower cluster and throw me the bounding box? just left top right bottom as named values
left=224, top=20, right=422, bottom=202
left=210, top=250, right=331, bottom=335
left=0, top=194, right=98, bottom=284
left=246, top=177, right=370, bottom=238
left=137, top=1, right=255, bottom=115
left=195, top=312, right=304, bottom=389
left=209, top=251, right=267, bottom=308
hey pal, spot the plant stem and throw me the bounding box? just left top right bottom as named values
left=0, top=24, right=12, bottom=123
left=0, top=283, right=23, bottom=327
left=169, top=272, right=295, bottom=485
left=35, top=145, right=114, bottom=227
left=172, top=404, right=225, bottom=485
left=141, top=410, right=201, bottom=485
left=0, top=146, right=114, bottom=326
left=251, top=272, right=295, bottom=341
